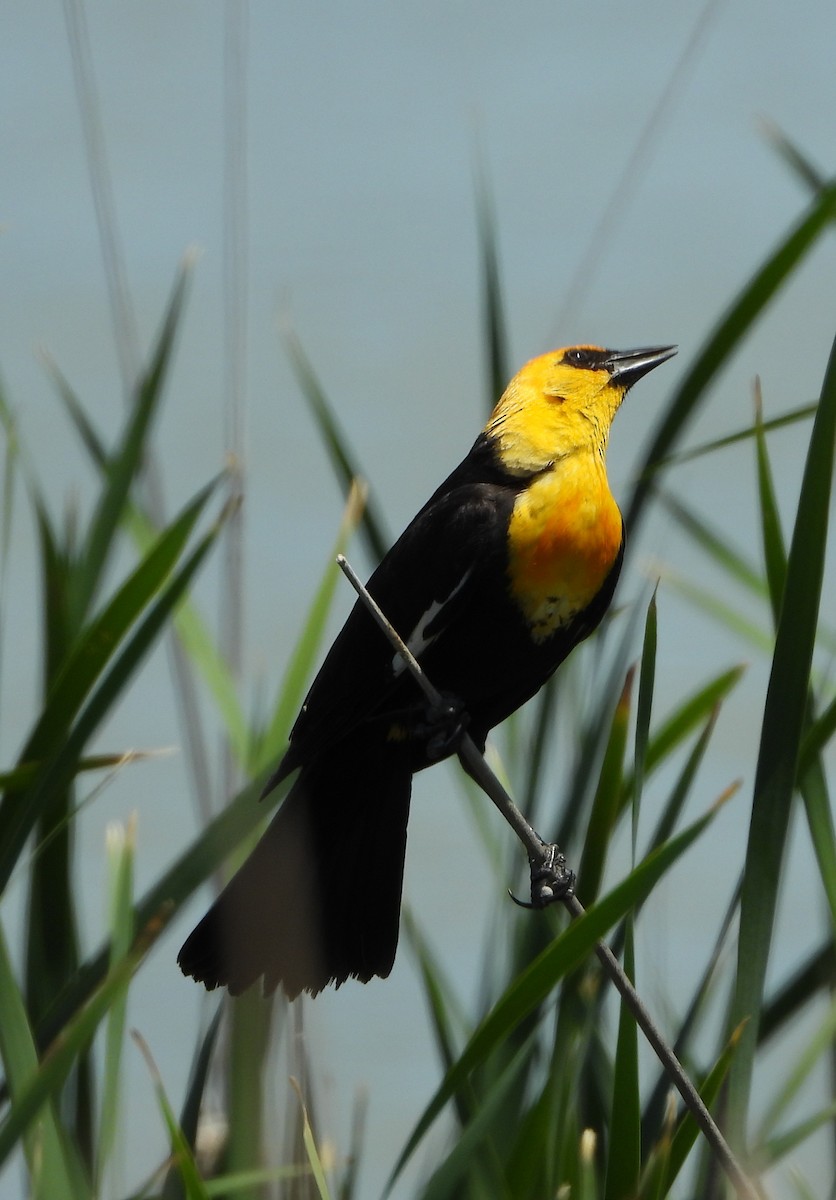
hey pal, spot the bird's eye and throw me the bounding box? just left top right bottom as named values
left=566, top=348, right=591, bottom=367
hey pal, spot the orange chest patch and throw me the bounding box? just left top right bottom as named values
left=507, top=462, right=622, bottom=641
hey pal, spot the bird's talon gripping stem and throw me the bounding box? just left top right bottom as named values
left=423, top=694, right=470, bottom=760
left=509, top=844, right=575, bottom=910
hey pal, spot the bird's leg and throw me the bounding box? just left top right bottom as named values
left=510, top=844, right=576, bottom=909
left=416, top=693, right=470, bottom=760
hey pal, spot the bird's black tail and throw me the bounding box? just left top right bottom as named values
left=177, top=737, right=413, bottom=998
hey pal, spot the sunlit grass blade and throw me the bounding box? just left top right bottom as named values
left=283, top=327, right=390, bottom=563
left=726, top=328, right=836, bottom=1144
left=0, top=499, right=229, bottom=893
left=0, top=917, right=88, bottom=1197
left=76, top=261, right=191, bottom=618
left=290, top=1077, right=332, bottom=1200
left=133, top=1030, right=211, bottom=1200
left=0, top=750, right=161, bottom=793
left=385, top=804, right=718, bottom=1194
left=626, top=182, right=836, bottom=534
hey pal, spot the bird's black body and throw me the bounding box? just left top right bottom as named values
left=178, top=344, right=673, bottom=997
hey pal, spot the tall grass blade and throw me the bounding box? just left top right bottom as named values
left=474, top=158, right=510, bottom=411
left=659, top=401, right=817, bottom=468
left=95, top=816, right=136, bottom=1192
left=386, top=805, right=717, bottom=1193
left=626, top=183, right=836, bottom=535
left=726, top=329, right=836, bottom=1145
left=0, top=500, right=228, bottom=892
left=576, top=667, right=633, bottom=904
left=283, top=328, right=390, bottom=564
left=419, top=1039, right=535, bottom=1200
left=0, top=917, right=88, bottom=1197
left=53, top=373, right=250, bottom=769
left=605, top=926, right=640, bottom=1200
left=76, top=262, right=190, bottom=618
left=133, top=1030, right=211, bottom=1200
left=0, top=905, right=165, bottom=1175
left=162, top=1006, right=224, bottom=1200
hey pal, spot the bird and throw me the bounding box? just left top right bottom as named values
left=178, top=343, right=676, bottom=998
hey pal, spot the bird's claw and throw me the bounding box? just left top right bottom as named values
left=509, top=844, right=575, bottom=910
left=423, top=694, right=470, bottom=760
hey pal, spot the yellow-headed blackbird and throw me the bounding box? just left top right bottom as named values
left=178, top=344, right=676, bottom=997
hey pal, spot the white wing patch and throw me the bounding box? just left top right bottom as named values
left=391, top=569, right=473, bottom=676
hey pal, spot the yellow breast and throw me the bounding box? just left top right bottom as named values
left=506, top=456, right=623, bottom=642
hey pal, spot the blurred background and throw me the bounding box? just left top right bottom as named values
left=2, top=1, right=836, bottom=1195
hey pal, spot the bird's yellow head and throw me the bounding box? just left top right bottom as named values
left=485, top=344, right=676, bottom=476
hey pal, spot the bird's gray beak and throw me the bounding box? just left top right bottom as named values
left=605, top=345, right=677, bottom=387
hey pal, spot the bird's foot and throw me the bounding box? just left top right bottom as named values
left=509, top=844, right=575, bottom=910
left=417, top=693, right=470, bottom=760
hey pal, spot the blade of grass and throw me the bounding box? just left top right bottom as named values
left=386, top=804, right=718, bottom=1194
left=161, top=1006, right=224, bottom=1200
left=290, top=1077, right=332, bottom=1200
left=658, top=401, right=817, bottom=468
left=95, top=816, right=136, bottom=1191
left=53, top=367, right=251, bottom=769
left=282, top=327, right=389, bottom=563
left=76, top=262, right=190, bottom=619
left=626, top=182, right=836, bottom=535
left=0, top=498, right=229, bottom=893
left=576, top=667, right=634, bottom=904
left=133, top=1030, right=211, bottom=1200
left=474, top=152, right=510, bottom=411
left=605, top=925, right=640, bottom=1200
left=619, top=664, right=746, bottom=810
left=7, top=476, right=218, bottom=792
left=757, top=995, right=836, bottom=1143
left=419, top=1039, right=535, bottom=1200
left=661, top=493, right=767, bottom=598
left=0, top=902, right=166, bottom=1173
left=726, top=328, right=836, bottom=1145
left=0, top=917, right=89, bottom=1197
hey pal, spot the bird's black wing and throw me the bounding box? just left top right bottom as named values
left=274, top=440, right=521, bottom=780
